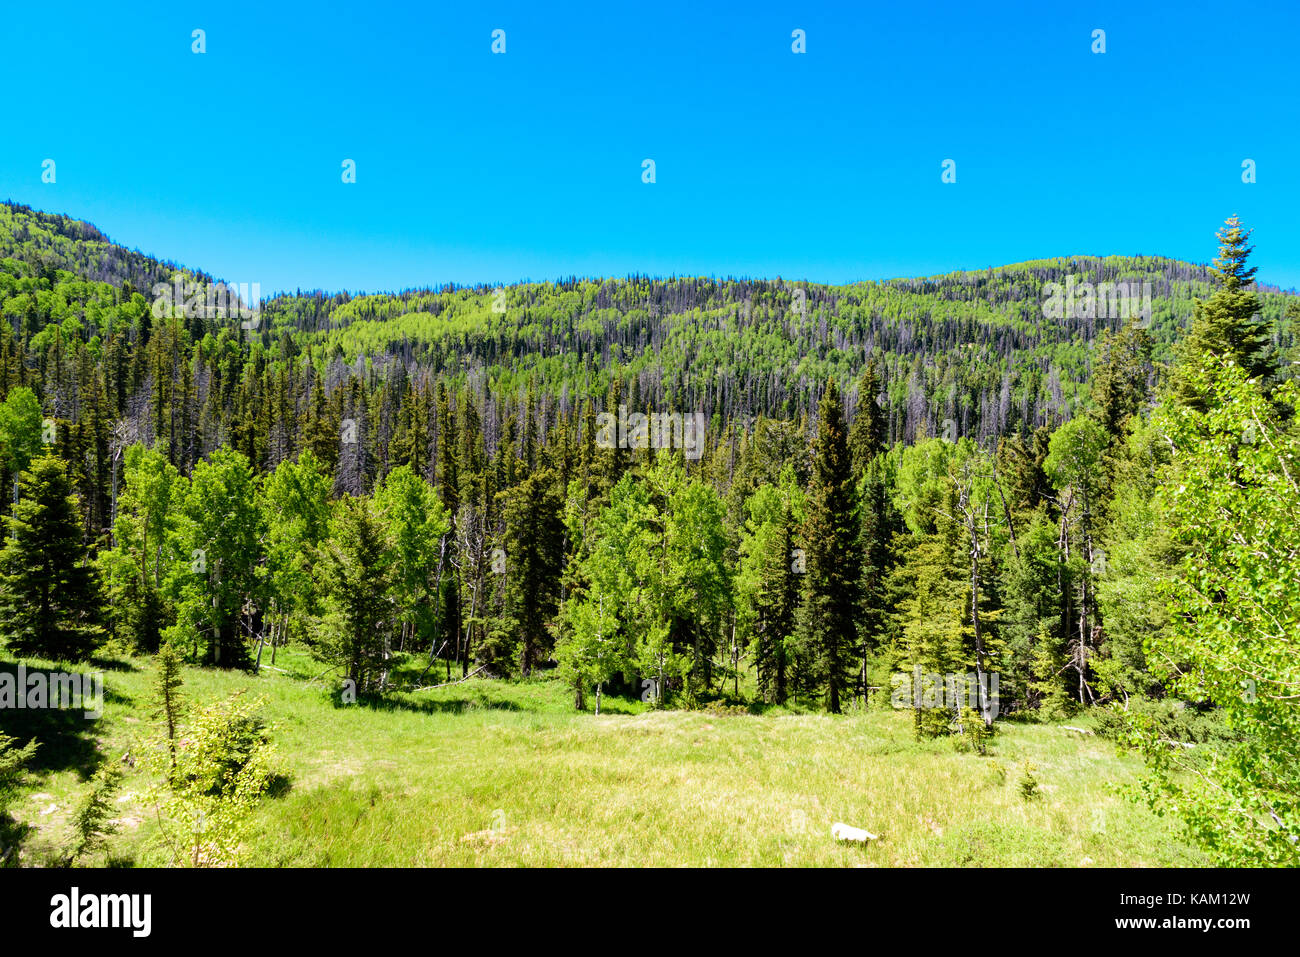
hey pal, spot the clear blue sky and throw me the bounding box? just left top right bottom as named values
left=3, top=0, right=1297, bottom=295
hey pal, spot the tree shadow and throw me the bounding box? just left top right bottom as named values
left=88, top=656, right=140, bottom=673
left=265, top=772, right=294, bottom=799
left=0, top=815, right=31, bottom=868
left=327, top=691, right=522, bottom=715
left=0, top=661, right=130, bottom=779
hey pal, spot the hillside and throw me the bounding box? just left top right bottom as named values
left=4, top=200, right=1295, bottom=462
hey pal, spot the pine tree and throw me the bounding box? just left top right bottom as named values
left=153, top=640, right=185, bottom=770
left=66, top=761, right=123, bottom=864
left=797, top=381, right=861, bottom=712
left=1172, top=216, right=1277, bottom=410
left=316, top=495, right=398, bottom=694
left=500, top=464, right=564, bottom=676
left=0, top=454, right=102, bottom=660
left=849, top=358, right=887, bottom=484
left=1090, top=320, right=1153, bottom=442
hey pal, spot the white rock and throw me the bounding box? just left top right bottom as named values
left=832, top=822, right=878, bottom=842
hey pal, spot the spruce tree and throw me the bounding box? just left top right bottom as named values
left=849, top=358, right=887, bottom=484
left=797, top=381, right=861, bottom=712
left=153, top=640, right=185, bottom=770
left=1090, top=320, right=1153, bottom=442
left=1173, top=216, right=1276, bottom=410
left=317, top=495, right=398, bottom=694
left=0, top=454, right=102, bottom=660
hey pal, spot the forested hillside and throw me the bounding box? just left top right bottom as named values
left=1, top=201, right=1297, bottom=866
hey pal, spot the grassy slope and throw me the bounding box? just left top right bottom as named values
left=3, top=651, right=1205, bottom=868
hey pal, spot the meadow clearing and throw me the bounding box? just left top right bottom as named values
left=3, top=651, right=1205, bottom=868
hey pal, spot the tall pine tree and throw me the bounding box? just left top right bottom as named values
left=797, top=381, right=861, bottom=712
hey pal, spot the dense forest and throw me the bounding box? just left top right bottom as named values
left=0, top=201, right=1297, bottom=865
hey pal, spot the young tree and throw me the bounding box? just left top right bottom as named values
left=555, top=592, right=625, bottom=713
left=259, top=450, right=332, bottom=667
left=737, top=474, right=804, bottom=704
left=66, top=762, right=123, bottom=865
left=0, top=732, right=38, bottom=864
left=152, top=640, right=185, bottom=771
left=1043, top=417, right=1108, bottom=705
left=99, top=443, right=179, bottom=652
left=0, top=386, right=43, bottom=504
left=374, top=464, right=450, bottom=668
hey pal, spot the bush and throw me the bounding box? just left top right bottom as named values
left=146, top=691, right=277, bottom=867
left=1095, top=696, right=1234, bottom=750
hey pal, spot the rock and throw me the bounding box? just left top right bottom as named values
left=832, top=822, right=878, bottom=842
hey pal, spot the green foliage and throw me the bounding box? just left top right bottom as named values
left=1094, top=696, right=1232, bottom=749
left=0, top=454, right=102, bottom=660
left=260, top=450, right=333, bottom=661
left=152, top=641, right=185, bottom=770
left=797, top=382, right=860, bottom=712
left=1017, top=761, right=1040, bottom=801
left=1171, top=216, right=1278, bottom=410
left=145, top=691, right=276, bottom=867
left=99, top=443, right=180, bottom=652
left=0, top=732, right=38, bottom=866
left=0, top=202, right=1297, bottom=869
left=314, top=495, right=399, bottom=694
left=66, top=761, right=123, bottom=864
left=1133, top=354, right=1300, bottom=865
left=163, top=448, right=264, bottom=666
left=0, top=732, right=38, bottom=813
left=736, top=473, right=804, bottom=703
left=0, top=386, right=42, bottom=498
left=373, top=463, right=450, bottom=660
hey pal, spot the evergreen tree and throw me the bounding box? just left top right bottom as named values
left=849, top=358, right=887, bottom=483
left=315, top=495, right=398, bottom=694
left=1090, top=320, right=1154, bottom=442
left=0, top=454, right=102, bottom=660
left=152, top=640, right=185, bottom=771
left=500, top=464, right=564, bottom=676
left=796, top=381, right=860, bottom=712
left=1172, top=216, right=1277, bottom=410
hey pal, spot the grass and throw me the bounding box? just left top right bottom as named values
left=1, top=649, right=1207, bottom=867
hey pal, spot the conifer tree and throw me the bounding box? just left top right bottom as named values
left=1172, top=216, right=1276, bottom=410
left=153, top=640, right=185, bottom=770
left=1090, top=320, right=1154, bottom=442
left=0, top=454, right=102, bottom=660
left=849, top=358, right=887, bottom=484
left=797, top=381, right=860, bottom=712
left=500, top=463, right=564, bottom=676
left=316, top=495, right=398, bottom=694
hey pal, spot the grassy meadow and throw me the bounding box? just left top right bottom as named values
left=2, top=651, right=1206, bottom=867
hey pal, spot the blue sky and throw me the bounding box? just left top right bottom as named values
left=2, top=0, right=1297, bottom=295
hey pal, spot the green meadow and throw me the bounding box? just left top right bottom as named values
left=3, top=651, right=1205, bottom=868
